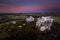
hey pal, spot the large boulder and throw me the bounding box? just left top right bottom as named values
left=36, top=16, right=54, bottom=31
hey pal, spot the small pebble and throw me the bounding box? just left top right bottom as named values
left=11, top=21, right=16, bottom=24
left=18, top=25, right=22, bottom=28
left=23, top=24, right=25, bottom=26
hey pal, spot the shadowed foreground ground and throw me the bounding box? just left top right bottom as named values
left=0, top=15, right=60, bottom=40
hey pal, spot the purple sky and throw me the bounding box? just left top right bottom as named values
left=0, top=0, right=60, bottom=13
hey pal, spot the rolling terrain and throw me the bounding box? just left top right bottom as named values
left=0, top=13, right=60, bottom=40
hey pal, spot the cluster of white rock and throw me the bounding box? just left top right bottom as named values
left=36, top=16, right=54, bottom=31
left=26, top=16, right=54, bottom=31
left=11, top=16, right=54, bottom=32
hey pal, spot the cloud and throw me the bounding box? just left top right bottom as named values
left=0, top=4, right=60, bottom=13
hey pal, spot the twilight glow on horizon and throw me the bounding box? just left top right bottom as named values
left=0, top=0, right=60, bottom=13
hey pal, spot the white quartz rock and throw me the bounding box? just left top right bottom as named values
left=40, top=26, right=46, bottom=31
left=36, top=16, right=54, bottom=31
left=11, top=21, right=16, bottom=24
left=26, top=16, right=34, bottom=22
left=18, top=25, right=22, bottom=28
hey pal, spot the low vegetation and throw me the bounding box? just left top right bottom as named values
left=0, top=14, right=60, bottom=40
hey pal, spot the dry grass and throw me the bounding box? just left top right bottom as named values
left=0, top=14, right=60, bottom=40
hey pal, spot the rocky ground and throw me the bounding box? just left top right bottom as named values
left=0, top=15, right=60, bottom=40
